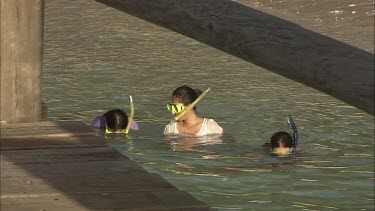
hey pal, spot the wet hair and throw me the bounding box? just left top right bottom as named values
left=103, top=109, right=128, bottom=131
left=172, top=85, right=202, bottom=110
left=270, top=131, right=293, bottom=149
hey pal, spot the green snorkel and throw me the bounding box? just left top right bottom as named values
left=125, top=95, right=134, bottom=134
left=174, top=88, right=210, bottom=121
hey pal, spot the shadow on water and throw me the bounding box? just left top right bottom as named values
left=95, top=0, right=374, bottom=115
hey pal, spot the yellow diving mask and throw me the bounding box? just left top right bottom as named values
left=105, top=127, right=129, bottom=135
left=270, top=150, right=292, bottom=155
left=166, top=103, right=186, bottom=114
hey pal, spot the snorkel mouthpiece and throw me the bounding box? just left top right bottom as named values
left=271, top=150, right=292, bottom=155
left=174, top=88, right=210, bottom=121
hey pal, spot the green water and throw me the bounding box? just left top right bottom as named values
left=43, top=1, right=374, bottom=210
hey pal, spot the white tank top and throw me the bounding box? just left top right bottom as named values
left=163, top=118, right=223, bottom=137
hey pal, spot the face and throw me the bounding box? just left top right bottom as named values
left=271, top=147, right=291, bottom=156
left=171, top=97, right=188, bottom=120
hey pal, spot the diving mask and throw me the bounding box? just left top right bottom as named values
left=105, top=127, right=129, bottom=135
left=166, top=103, right=185, bottom=114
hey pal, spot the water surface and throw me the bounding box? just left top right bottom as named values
left=43, top=1, right=374, bottom=210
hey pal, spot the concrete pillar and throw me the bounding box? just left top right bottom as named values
left=95, top=0, right=374, bottom=115
left=1, top=0, right=44, bottom=123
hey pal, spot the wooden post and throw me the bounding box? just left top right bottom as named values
left=1, top=0, right=44, bottom=123
left=95, top=0, right=374, bottom=115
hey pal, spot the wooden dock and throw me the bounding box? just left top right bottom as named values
left=0, top=121, right=210, bottom=211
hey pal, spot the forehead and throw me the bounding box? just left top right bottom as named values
left=172, top=96, right=183, bottom=104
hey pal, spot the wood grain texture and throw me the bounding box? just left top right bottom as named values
left=1, top=0, right=44, bottom=123
left=1, top=121, right=210, bottom=210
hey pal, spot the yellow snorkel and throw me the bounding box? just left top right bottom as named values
left=174, top=88, right=210, bottom=121
left=125, top=95, right=134, bottom=134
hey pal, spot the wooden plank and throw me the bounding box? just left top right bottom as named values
left=0, top=122, right=211, bottom=210
left=1, top=160, right=148, bottom=178
left=1, top=120, right=87, bottom=129
left=1, top=148, right=146, bottom=177
left=1, top=147, right=126, bottom=164
left=0, top=136, right=106, bottom=150
left=1, top=148, right=210, bottom=210
left=0, top=190, right=210, bottom=211
left=1, top=121, right=95, bottom=138
left=1, top=147, right=148, bottom=178
left=0, top=121, right=107, bottom=150
left=1, top=174, right=178, bottom=195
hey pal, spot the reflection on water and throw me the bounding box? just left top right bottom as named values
left=43, top=0, right=374, bottom=210
left=165, top=134, right=224, bottom=152
left=237, top=0, right=374, bottom=53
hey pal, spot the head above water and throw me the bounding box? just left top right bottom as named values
left=171, top=85, right=203, bottom=110
left=103, top=109, right=128, bottom=132
left=270, top=131, right=294, bottom=154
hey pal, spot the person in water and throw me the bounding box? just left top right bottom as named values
left=92, top=109, right=139, bottom=133
left=261, top=115, right=298, bottom=156
left=163, top=85, right=223, bottom=136
left=269, top=131, right=294, bottom=154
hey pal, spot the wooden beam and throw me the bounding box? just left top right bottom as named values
left=95, top=0, right=374, bottom=115
left=1, top=0, right=45, bottom=123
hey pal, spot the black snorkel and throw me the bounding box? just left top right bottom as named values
left=287, top=115, right=298, bottom=157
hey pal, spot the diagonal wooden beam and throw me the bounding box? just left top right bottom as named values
left=95, top=0, right=374, bottom=115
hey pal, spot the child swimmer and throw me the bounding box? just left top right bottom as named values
left=262, top=115, right=298, bottom=156
left=269, top=131, right=294, bottom=154
left=92, top=96, right=138, bottom=134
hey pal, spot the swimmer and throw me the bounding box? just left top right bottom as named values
left=92, top=96, right=138, bottom=134
left=269, top=131, right=294, bottom=155
left=262, top=115, right=298, bottom=156
left=163, top=85, right=223, bottom=136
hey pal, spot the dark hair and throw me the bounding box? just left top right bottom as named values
left=270, top=131, right=293, bottom=149
left=172, top=85, right=202, bottom=110
left=103, top=109, right=128, bottom=131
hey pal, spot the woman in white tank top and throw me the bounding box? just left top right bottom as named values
left=163, top=85, right=224, bottom=137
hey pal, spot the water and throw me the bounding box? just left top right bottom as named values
left=43, top=0, right=374, bottom=210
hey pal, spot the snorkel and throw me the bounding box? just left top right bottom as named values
left=287, top=115, right=298, bottom=157
left=174, top=88, right=211, bottom=121
left=125, top=95, right=134, bottom=134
